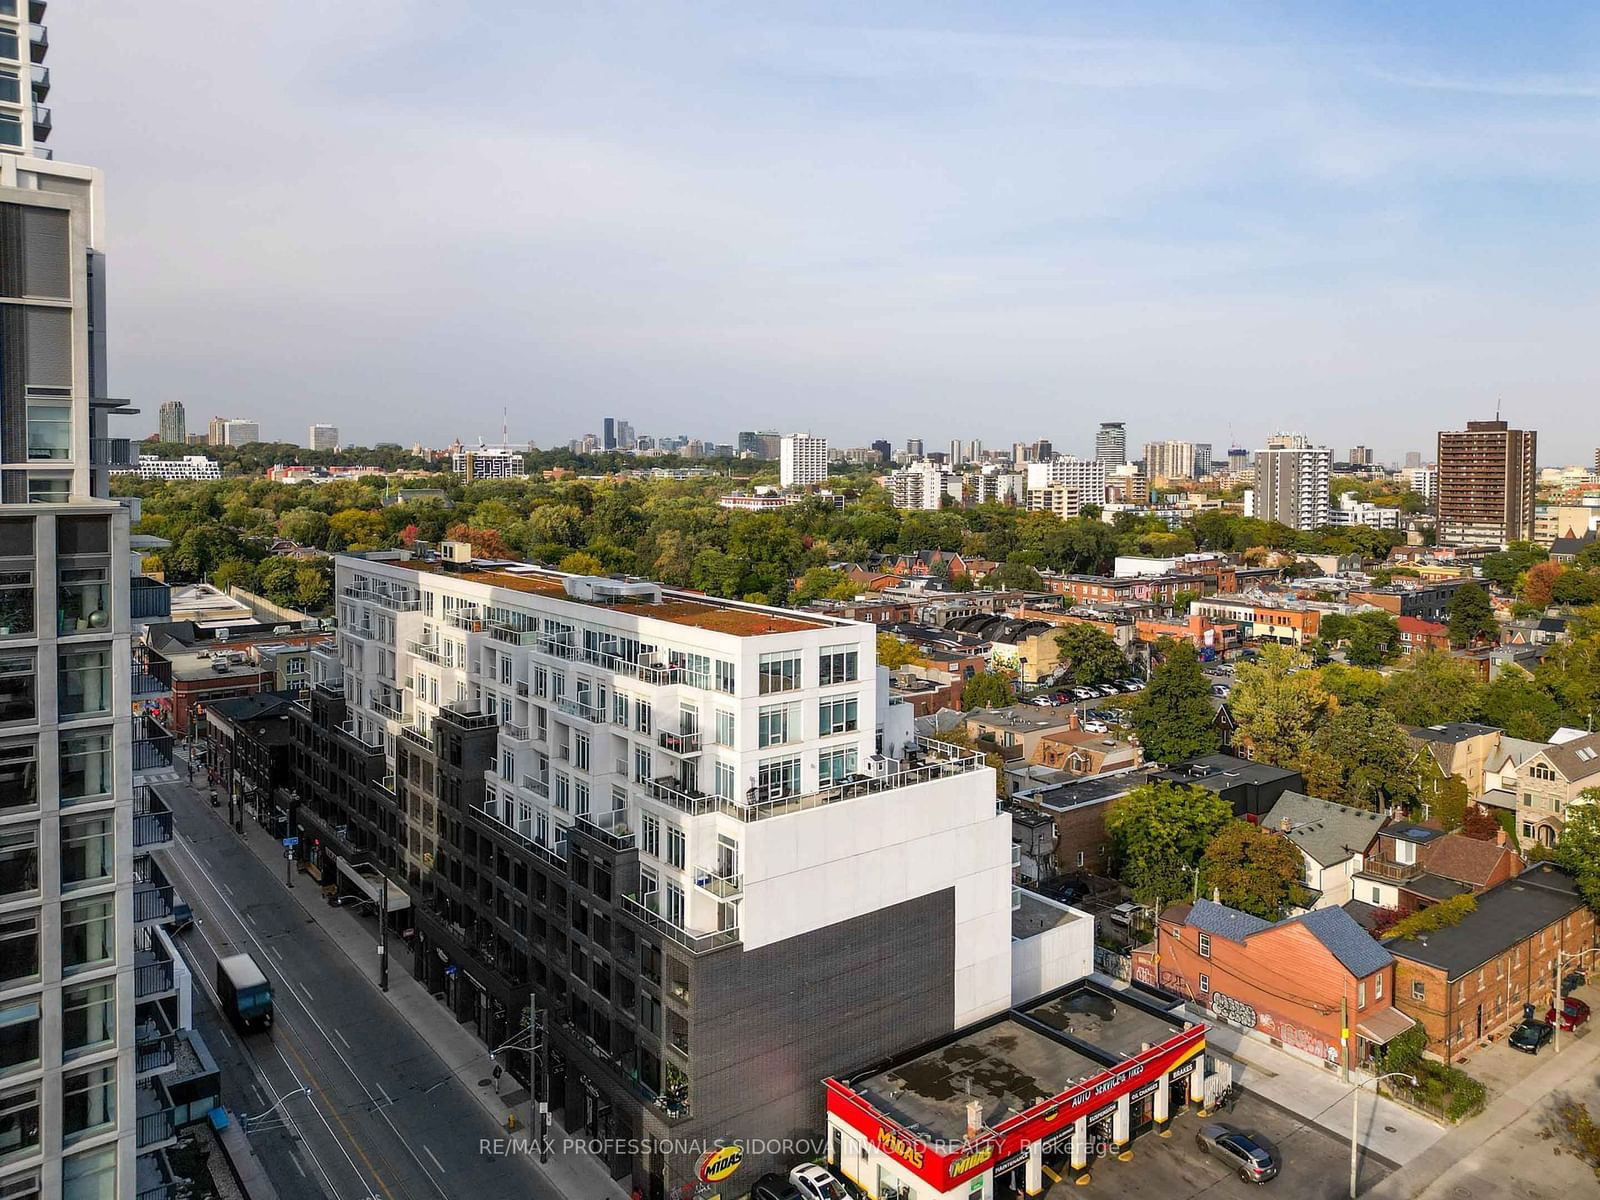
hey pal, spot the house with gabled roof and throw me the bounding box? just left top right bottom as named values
left=1259, top=792, right=1388, bottom=910
left=1487, top=729, right=1600, bottom=848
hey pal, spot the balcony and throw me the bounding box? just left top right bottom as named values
left=406, top=639, right=447, bottom=665
left=658, top=729, right=703, bottom=755
left=30, top=102, right=47, bottom=140
left=469, top=800, right=567, bottom=869
left=521, top=772, right=550, bottom=798
left=502, top=721, right=530, bottom=743
left=694, top=864, right=743, bottom=899
left=370, top=694, right=406, bottom=722
left=337, top=721, right=385, bottom=754
left=28, top=23, right=46, bottom=64
left=1358, top=857, right=1423, bottom=884
left=131, top=655, right=172, bottom=698
left=646, top=776, right=720, bottom=815
left=401, top=724, right=433, bottom=751
left=130, top=576, right=171, bottom=620
left=133, top=720, right=175, bottom=773
left=29, top=63, right=47, bottom=100
left=535, top=633, right=578, bottom=659
left=133, top=789, right=174, bottom=849
left=135, top=1004, right=179, bottom=1076
left=134, top=856, right=174, bottom=926
left=618, top=892, right=738, bottom=956
left=515, top=680, right=530, bottom=698
left=576, top=808, right=636, bottom=851
left=342, top=584, right=422, bottom=612
left=137, top=1149, right=177, bottom=1200
left=556, top=696, right=604, bottom=724
left=442, top=610, right=485, bottom=632
left=638, top=662, right=681, bottom=686
left=134, top=931, right=177, bottom=1000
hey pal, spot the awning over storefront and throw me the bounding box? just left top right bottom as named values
left=336, top=858, right=412, bottom=912
left=1356, top=1006, right=1416, bottom=1045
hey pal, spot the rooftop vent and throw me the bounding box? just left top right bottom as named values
left=440, top=540, right=474, bottom=565
left=562, top=576, right=662, bottom=605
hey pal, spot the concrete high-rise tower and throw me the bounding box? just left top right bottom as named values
left=780, top=433, right=828, bottom=487
left=1253, top=445, right=1332, bottom=531
left=158, top=401, right=185, bottom=445
left=1095, top=422, right=1127, bottom=466
left=1436, top=419, right=1537, bottom=546
left=308, top=423, right=339, bottom=451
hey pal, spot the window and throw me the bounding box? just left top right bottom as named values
left=574, top=781, right=590, bottom=818
left=635, top=700, right=652, bottom=735
left=25, top=477, right=69, bottom=504
left=1375, top=975, right=1383, bottom=1001
left=639, top=867, right=659, bottom=907
left=0, top=654, right=35, bottom=724
left=62, top=1064, right=117, bottom=1144
left=532, top=666, right=548, bottom=699
left=0, top=572, right=33, bottom=638
left=714, top=760, right=735, bottom=800
left=818, top=696, right=859, bottom=736
left=0, top=916, right=37, bottom=987
left=613, top=691, right=629, bottom=726
left=634, top=746, right=651, bottom=784
left=553, top=774, right=569, bottom=812
left=757, top=703, right=797, bottom=748
left=1408, top=980, right=1423, bottom=1000
left=0, top=829, right=37, bottom=898
left=62, top=982, right=115, bottom=1058
left=715, top=660, right=735, bottom=694
left=665, top=883, right=686, bottom=928
left=1371, top=885, right=1381, bottom=904
left=0, top=741, right=34, bottom=812
left=60, top=816, right=113, bottom=889
left=58, top=647, right=112, bottom=719
left=0, top=1083, right=40, bottom=1166
left=819, top=746, right=858, bottom=785
left=666, top=826, right=686, bottom=870
left=641, top=814, right=660, bottom=858
left=62, top=897, right=115, bottom=972
left=1357, top=981, right=1366, bottom=1010
left=714, top=710, right=735, bottom=747
left=24, top=403, right=71, bottom=462
left=1197, top=932, right=1211, bottom=959
left=755, top=756, right=802, bottom=801
left=500, top=750, right=514, bottom=781
left=0, top=1000, right=39, bottom=1077
left=1198, top=973, right=1210, bottom=995
left=56, top=567, right=109, bottom=635
left=819, top=645, right=859, bottom=686
left=757, top=652, right=801, bottom=695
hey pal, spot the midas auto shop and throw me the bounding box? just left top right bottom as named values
left=824, top=983, right=1213, bottom=1200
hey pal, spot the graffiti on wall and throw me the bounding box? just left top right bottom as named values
left=1209, top=992, right=1258, bottom=1028
left=1095, top=947, right=1132, bottom=981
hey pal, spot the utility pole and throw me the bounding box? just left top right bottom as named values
left=379, top=876, right=389, bottom=992
left=285, top=844, right=293, bottom=888
left=531, top=990, right=549, bottom=1162
left=1340, top=994, right=1350, bottom=1083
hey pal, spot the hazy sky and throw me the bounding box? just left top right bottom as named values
left=50, top=2, right=1600, bottom=461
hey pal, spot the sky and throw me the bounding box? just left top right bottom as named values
left=47, top=1, right=1600, bottom=461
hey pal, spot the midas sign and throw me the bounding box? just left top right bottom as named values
left=876, top=1126, right=926, bottom=1169
left=949, top=1143, right=995, bottom=1180
left=698, top=1145, right=744, bottom=1183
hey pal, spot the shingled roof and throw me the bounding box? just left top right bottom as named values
left=1261, top=792, right=1387, bottom=867
left=1180, top=898, right=1393, bottom=978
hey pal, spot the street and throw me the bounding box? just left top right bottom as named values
left=155, top=772, right=560, bottom=1200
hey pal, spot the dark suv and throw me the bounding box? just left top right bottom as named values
left=1509, top=1020, right=1554, bottom=1054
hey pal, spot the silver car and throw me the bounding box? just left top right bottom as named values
left=1196, top=1122, right=1279, bottom=1184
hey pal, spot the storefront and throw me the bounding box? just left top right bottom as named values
left=825, top=983, right=1215, bottom=1200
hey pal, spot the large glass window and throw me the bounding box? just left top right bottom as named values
left=640, top=814, right=660, bottom=858
left=819, top=746, right=859, bottom=785
left=0, top=915, right=37, bottom=987
left=819, top=696, right=859, bottom=736
left=0, top=999, right=40, bottom=1077
left=714, top=761, right=734, bottom=800
left=62, top=897, right=114, bottom=972
left=61, top=816, right=113, bottom=889
left=62, top=1064, right=116, bottom=1144
left=819, top=645, right=859, bottom=686
left=0, top=740, right=37, bottom=812
left=666, top=826, right=686, bottom=870
left=757, top=652, right=801, bottom=695
left=24, top=403, right=71, bottom=462
left=714, top=710, right=734, bottom=747
left=58, top=647, right=111, bottom=718
left=0, top=828, right=37, bottom=898
left=56, top=567, right=109, bottom=635
left=63, top=1145, right=117, bottom=1200
left=25, top=476, right=69, bottom=504
left=0, top=1082, right=40, bottom=1166
left=755, top=756, right=802, bottom=800
left=0, top=571, right=33, bottom=637
left=62, top=982, right=116, bottom=1058
left=59, top=730, right=111, bottom=805
left=715, top=660, right=735, bottom=693
left=757, top=703, right=797, bottom=748
left=0, top=653, right=35, bottom=724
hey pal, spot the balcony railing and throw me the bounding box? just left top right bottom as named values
left=638, top=662, right=681, bottom=686
left=135, top=955, right=175, bottom=999
left=470, top=801, right=567, bottom=869
left=502, top=722, right=530, bottom=742
left=134, top=883, right=174, bottom=925
left=343, top=585, right=422, bottom=612
left=130, top=576, right=171, bottom=620
left=1358, top=857, right=1422, bottom=883
left=618, top=892, right=738, bottom=956
left=442, top=610, right=485, bottom=631
left=401, top=724, right=433, bottom=750
left=89, top=435, right=130, bottom=466
left=135, top=1009, right=178, bottom=1076
left=370, top=695, right=406, bottom=722
left=337, top=721, right=385, bottom=753
left=556, top=696, right=604, bottom=724
left=694, top=865, right=743, bottom=899
left=133, top=790, right=174, bottom=849
left=132, top=725, right=175, bottom=772
left=658, top=729, right=703, bottom=755
left=535, top=633, right=577, bottom=658
left=136, top=1107, right=174, bottom=1150
left=521, top=773, right=550, bottom=798
left=576, top=809, right=636, bottom=851
left=488, top=622, right=540, bottom=647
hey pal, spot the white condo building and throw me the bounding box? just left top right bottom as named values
left=779, top=433, right=827, bottom=488
left=451, top=445, right=526, bottom=481
left=1025, top=456, right=1107, bottom=505
left=120, top=455, right=221, bottom=482
left=887, top=460, right=958, bottom=510
left=307, top=423, right=339, bottom=451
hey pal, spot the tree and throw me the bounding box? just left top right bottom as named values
left=1520, top=561, right=1565, bottom=609
left=1382, top=652, right=1483, bottom=727
left=1318, top=663, right=1387, bottom=707
left=1480, top=543, right=1547, bottom=594
left=1305, top=704, right=1419, bottom=810
left=1053, top=623, right=1129, bottom=686
left=1105, top=782, right=1233, bottom=906
left=991, top=560, right=1045, bottom=591
left=1479, top=667, right=1564, bottom=741
left=1200, top=823, right=1307, bottom=919
left=1320, top=610, right=1402, bottom=667
left=792, top=567, right=857, bottom=606
left=1132, top=640, right=1220, bottom=763
left=1551, top=795, right=1600, bottom=912
left=445, top=522, right=513, bottom=560
left=961, top=670, right=1017, bottom=712
left=327, top=508, right=387, bottom=551
left=1459, top=803, right=1504, bottom=842
left=209, top=558, right=257, bottom=595
left=1171, top=590, right=1201, bottom=615
left=1229, top=646, right=1330, bottom=767
left=558, top=550, right=607, bottom=575
left=1448, top=582, right=1497, bottom=647
left=292, top=564, right=331, bottom=610
left=876, top=632, right=918, bottom=670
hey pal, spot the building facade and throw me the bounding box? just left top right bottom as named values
left=307, top=423, right=338, bottom=451
left=1436, top=420, right=1537, bottom=547
left=220, top=419, right=259, bottom=447
left=451, top=445, right=526, bottom=481
left=1095, top=422, right=1127, bottom=466
left=888, top=460, right=956, bottom=510
left=156, top=401, right=184, bottom=446
left=1252, top=446, right=1331, bottom=531
left=780, top=433, right=828, bottom=488
left=290, top=550, right=1014, bottom=1193
left=122, top=455, right=220, bottom=482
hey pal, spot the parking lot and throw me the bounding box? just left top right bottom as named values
left=1040, top=1091, right=1389, bottom=1200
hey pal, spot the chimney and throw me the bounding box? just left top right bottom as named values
left=1496, top=828, right=1507, bottom=847
left=1279, top=817, right=1292, bottom=833
left=966, top=1100, right=984, bottom=1140
left=1069, top=710, right=1080, bottom=732
left=1212, top=886, right=1221, bottom=903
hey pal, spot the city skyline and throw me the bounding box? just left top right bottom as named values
left=47, top=4, right=1600, bottom=456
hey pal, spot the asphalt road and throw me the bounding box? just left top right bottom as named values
left=155, top=775, right=557, bottom=1200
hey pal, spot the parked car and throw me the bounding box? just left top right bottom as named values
left=1562, top=970, right=1586, bottom=995
left=752, top=1174, right=800, bottom=1200
left=1030, top=696, right=1055, bottom=707
left=790, top=1165, right=847, bottom=1200
left=1084, top=721, right=1109, bottom=734
left=1120, top=680, right=1144, bottom=692
left=1073, top=687, right=1097, bottom=700
left=1195, top=1123, right=1280, bottom=1184
left=1509, top=1020, right=1555, bottom=1054
left=1547, top=997, right=1591, bottom=1032
left=1211, top=684, right=1230, bottom=697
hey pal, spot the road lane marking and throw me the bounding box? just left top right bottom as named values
left=336, top=1029, right=351, bottom=1049
left=425, top=1145, right=446, bottom=1174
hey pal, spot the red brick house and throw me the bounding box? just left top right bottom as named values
left=1397, top=616, right=1451, bottom=653
left=1133, top=899, right=1414, bottom=1070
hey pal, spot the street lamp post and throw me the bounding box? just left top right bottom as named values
left=1350, top=1072, right=1416, bottom=1199
left=242, top=1085, right=311, bottom=1127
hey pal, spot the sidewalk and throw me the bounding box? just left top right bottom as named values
left=1197, top=1018, right=1446, bottom=1169
left=164, top=755, right=631, bottom=1200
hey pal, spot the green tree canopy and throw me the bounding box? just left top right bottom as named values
left=1552, top=796, right=1600, bottom=912
left=1382, top=652, right=1484, bottom=727
left=1229, top=646, right=1330, bottom=767
left=1480, top=543, right=1548, bottom=594
left=1200, top=822, right=1307, bottom=919
left=1132, top=640, right=1220, bottom=763
left=1053, top=623, right=1130, bottom=686
left=1106, top=782, right=1233, bottom=906
left=1479, top=667, right=1564, bottom=741
left=1448, top=582, right=1497, bottom=647
left=1301, top=703, right=1419, bottom=810
left=1319, top=610, right=1402, bottom=667
left=876, top=632, right=918, bottom=670
left=961, top=670, right=1018, bottom=712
